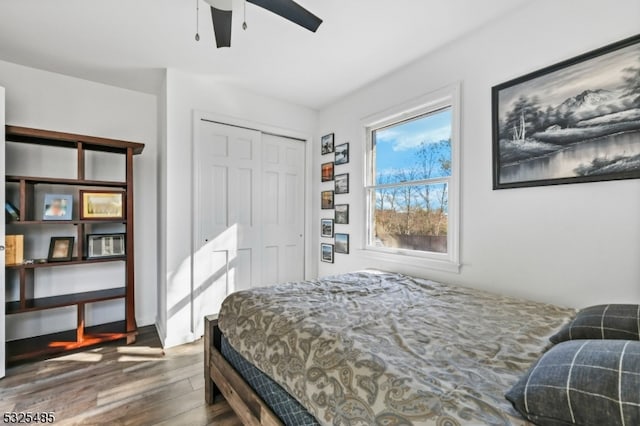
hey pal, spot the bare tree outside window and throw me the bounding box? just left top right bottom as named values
left=369, top=108, right=452, bottom=254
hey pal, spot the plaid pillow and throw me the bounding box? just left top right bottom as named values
left=506, top=340, right=640, bottom=426
left=550, top=304, right=640, bottom=344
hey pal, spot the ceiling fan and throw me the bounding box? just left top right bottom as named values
left=201, top=0, right=323, bottom=48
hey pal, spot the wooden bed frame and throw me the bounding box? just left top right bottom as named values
left=204, top=315, right=283, bottom=426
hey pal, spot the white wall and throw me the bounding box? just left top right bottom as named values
left=315, top=0, right=640, bottom=308
left=0, top=60, right=158, bottom=339
left=158, top=69, right=317, bottom=347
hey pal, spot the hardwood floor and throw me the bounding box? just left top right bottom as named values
left=0, top=326, right=241, bottom=426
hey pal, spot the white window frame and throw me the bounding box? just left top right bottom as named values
left=362, top=83, right=461, bottom=273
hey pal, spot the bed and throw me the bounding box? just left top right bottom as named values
left=204, top=270, right=575, bottom=425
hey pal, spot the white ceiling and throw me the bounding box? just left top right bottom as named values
left=0, top=0, right=529, bottom=109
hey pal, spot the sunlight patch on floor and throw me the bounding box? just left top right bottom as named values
left=117, top=355, right=165, bottom=362
left=49, top=352, right=103, bottom=362
left=117, top=345, right=164, bottom=356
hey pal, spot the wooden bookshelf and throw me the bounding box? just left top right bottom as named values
left=4, top=125, right=144, bottom=363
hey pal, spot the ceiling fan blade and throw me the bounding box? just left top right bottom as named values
left=247, top=0, right=322, bottom=32
left=210, top=6, right=232, bottom=48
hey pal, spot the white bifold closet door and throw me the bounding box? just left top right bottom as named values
left=193, top=120, right=305, bottom=336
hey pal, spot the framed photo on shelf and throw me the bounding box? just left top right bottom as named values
left=335, top=233, right=349, bottom=254
left=321, top=218, right=334, bottom=238
left=321, top=243, right=334, bottom=263
left=321, top=162, right=334, bottom=182
left=87, top=233, right=126, bottom=259
left=47, top=237, right=74, bottom=262
left=321, top=190, right=334, bottom=209
left=335, top=173, right=349, bottom=194
left=492, top=34, right=640, bottom=189
left=43, top=194, right=73, bottom=221
left=80, top=190, right=125, bottom=220
left=321, top=133, right=335, bottom=155
left=335, top=142, right=349, bottom=165
left=334, top=204, right=349, bottom=224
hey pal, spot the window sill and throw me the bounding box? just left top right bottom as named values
left=357, top=248, right=461, bottom=274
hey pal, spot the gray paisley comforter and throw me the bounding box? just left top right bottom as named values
left=218, top=271, right=575, bottom=425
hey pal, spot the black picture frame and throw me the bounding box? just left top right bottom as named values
left=86, top=233, right=126, bottom=259
left=321, top=162, right=334, bottom=182
left=321, top=243, right=334, bottom=263
left=321, top=219, right=334, bottom=238
left=47, top=237, right=74, bottom=262
left=321, top=191, right=334, bottom=209
left=492, top=34, right=640, bottom=189
left=335, top=233, right=349, bottom=254
left=335, top=142, right=349, bottom=165
left=321, top=133, right=335, bottom=155
left=335, top=173, right=349, bottom=194
left=334, top=204, right=349, bottom=224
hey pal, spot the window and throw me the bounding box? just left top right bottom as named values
left=364, top=84, right=460, bottom=271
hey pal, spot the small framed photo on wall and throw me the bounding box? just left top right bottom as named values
left=334, top=204, right=349, bottom=224
left=335, top=233, right=349, bottom=254
left=321, top=219, right=334, bottom=238
left=335, top=173, right=349, bottom=194
left=321, top=162, right=334, bottom=182
left=321, top=243, right=334, bottom=263
left=321, top=133, right=335, bottom=155
left=335, top=143, right=349, bottom=165
left=321, top=191, right=334, bottom=209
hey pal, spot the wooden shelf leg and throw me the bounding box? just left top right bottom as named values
left=77, top=303, right=85, bottom=343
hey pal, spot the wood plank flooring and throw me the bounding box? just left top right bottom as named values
left=0, top=326, right=241, bottom=426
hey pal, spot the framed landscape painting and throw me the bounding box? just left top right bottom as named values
left=335, top=142, right=349, bottom=165
left=492, top=34, right=640, bottom=189
left=321, top=162, right=334, bottom=182
left=321, top=191, right=334, bottom=209
left=321, top=133, right=335, bottom=155
left=321, top=243, right=334, bottom=263
left=321, top=218, right=334, bottom=238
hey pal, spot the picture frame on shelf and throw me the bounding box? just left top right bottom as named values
left=492, top=34, right=640, bottom=189
left=321, top=191, right=334, bottom=209
left=321, top=133, right=335, bottom=155
left=321, top=162, right=334, bottom=182
left=335, top=204, right=349, bottom=224
left=43, top=194, right=73, bottom=221
left=321, top=218, right=334, bottom=238
left=47, top=237, right=74, bottom=262
left=335, top=233, right=349, bottom=254
left=87, top=233, right=126, bottom=259
left=335, top=173, right=349, bottom=194
left=80, top=190, right=125, bottom=220
left=335, top=142, right=349, bottom=165
left=321, top=243, right=334, bottom=263
left=5, top=201, right=20, bottom=222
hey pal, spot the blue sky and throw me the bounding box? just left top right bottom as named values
left=374, top=108, right=452, bottom=182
